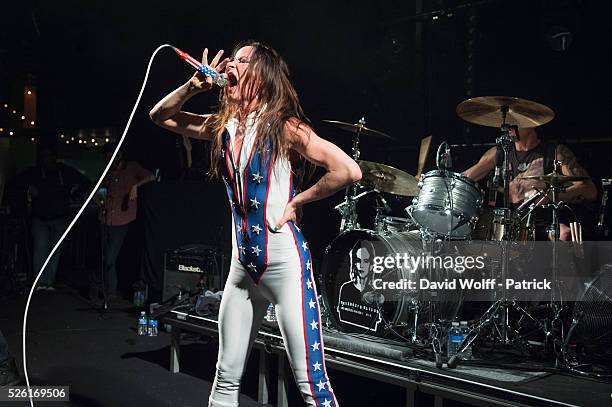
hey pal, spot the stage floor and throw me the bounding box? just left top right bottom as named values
left=165, top=310, right=612, bottom=407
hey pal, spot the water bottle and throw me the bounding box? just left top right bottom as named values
left=447, top=321, right=463, bottom=358
left=133, top=290, right=145, bottom=307
left=460, top=321, right=472, bottom=360
left=138, top=311, right=148, bottom=336
left=147, top=319, right=158, bottom=337
left=265, top=303, right=276, bottom=322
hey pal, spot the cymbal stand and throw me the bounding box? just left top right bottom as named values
left=337, top=117, right=366, bottom=232
left=542, top=160, right=570, bottom=367
left=448, top=107, right=519, bottom=368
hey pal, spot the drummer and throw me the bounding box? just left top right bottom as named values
left=463, top=126, right=597, bottom=241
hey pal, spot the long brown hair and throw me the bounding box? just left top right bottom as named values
left=208, top=41, right=310, bottom=178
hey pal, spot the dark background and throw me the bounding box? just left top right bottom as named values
left=2, top=0, right=612, bottom=262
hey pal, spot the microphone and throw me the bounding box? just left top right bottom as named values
left=172, top=46, right=228, bottom=87
left=444, top=143, right=453, bottom=169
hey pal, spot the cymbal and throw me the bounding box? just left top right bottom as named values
left=323, top=120, right=394, bottom=140
left=358, top=160, right=419, bottom=196
left=523, top=172, right=588, bottom=187
left=456, top=96, right=555, bottom=128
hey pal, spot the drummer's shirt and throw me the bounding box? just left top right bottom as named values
left=507, top=141, right=549, bottom=205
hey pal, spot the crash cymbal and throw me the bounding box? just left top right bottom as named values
left=523, top=172, right=588, bottom=186
left=358, top=160, right=419, bottom=196
left=323, top=120, right=394, bottom=140
left=456, top=96, right=555, bottom=128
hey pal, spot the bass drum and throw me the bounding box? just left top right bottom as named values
left=319, top=229, right=462, bottom=337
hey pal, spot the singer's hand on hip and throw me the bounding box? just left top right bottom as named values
left=275, top=200, right=302, bottom=231
left=189, top=48, right=229, bottom=91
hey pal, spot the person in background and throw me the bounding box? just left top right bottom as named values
left=463, top=127, right=597, bottom=240
left=16, top=143, right=91, bottom=290
left=97, top=144, right=154, bottom=301
left=0, top=329, right=20, bottom=387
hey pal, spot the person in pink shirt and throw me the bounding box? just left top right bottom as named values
left=97, top=145, right=155, bottom=301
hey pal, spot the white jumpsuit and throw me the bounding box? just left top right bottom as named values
left=208, top=115, right=339, bottom=407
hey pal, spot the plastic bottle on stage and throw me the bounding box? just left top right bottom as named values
left=447, top=321, right=464, bottom=358
left=147, top=319, right=158, bottom=337
left=138, top=311, right=148, bottom=336
left=133, top=290, right=145, bottom=307
left=265, top=303, right=276, bottom=322
left=459, top=321, right=472, bottom=360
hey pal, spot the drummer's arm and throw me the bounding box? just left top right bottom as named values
left=463, top=147, right=497, bottom=182
left=556, top=144, right=597, bottom=203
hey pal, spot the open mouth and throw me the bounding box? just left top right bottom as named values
left=227, top=72, right=238, bottom=87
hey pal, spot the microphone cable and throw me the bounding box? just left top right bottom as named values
left=21, top=44, right=176, bottom=406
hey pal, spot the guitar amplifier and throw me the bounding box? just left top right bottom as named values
left=163, top=244, right=222, bottom=302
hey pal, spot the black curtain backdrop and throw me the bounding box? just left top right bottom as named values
left=139, top=180, right=231, bottom=295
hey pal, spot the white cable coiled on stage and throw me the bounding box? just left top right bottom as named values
left=21, top=44, right=175, bottom=407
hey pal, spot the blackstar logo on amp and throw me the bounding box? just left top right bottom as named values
left=178, top=264, right=203, bottom=273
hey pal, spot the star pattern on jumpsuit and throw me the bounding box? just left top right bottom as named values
left=250, top=197, right=260, bottom=209
left=251, top=245, right=261, bottom=256
left=252, top=172, right=264, bottom=183
left=308, top=298, right=316, bottom=309
left=316, top=380, right=326, bottom=391
left=252, top=224, right=262, bottom=235
left=310, top=320, right=318, bottom=330
left=312, top=361, right=322, bottom=371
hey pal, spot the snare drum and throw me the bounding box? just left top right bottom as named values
left=409, top=170, right=483, bottom=238
left=472, top=207, right=535, bottom=242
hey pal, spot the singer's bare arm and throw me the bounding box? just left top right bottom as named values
left=149, top=48, right=228, bottom=140
left=275, top=119, right=362, bottom=228
left=149, top=82, right=214, bottom=140
left=463, top=147, right=496, bottom=182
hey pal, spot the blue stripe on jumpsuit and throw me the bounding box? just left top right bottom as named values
left=289, top=223, right=338, bottom=407
left=286, top=170, right=338, bottom=407
left=221, top=131, right=271, bottom=284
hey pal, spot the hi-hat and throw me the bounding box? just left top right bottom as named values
left=456, top=96, right=555, bottom=128
left=523, top=172, right=588, bottom=187
left=358, top=160, right=419, bottom=196
left=323, top=120, right=394, bottom=140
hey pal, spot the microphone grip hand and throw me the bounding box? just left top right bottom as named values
left=187, top=48, right=229, bottom=92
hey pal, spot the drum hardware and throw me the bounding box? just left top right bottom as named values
left=449, top=161, right=577, bottom=369
left=358, top=160, right=420, bottom=197
left=408, top=169, right=482, bottom=239
left=322, top=118, right=395, bottom=140
left=373, top=195, right=390, bottom=233
left=596, top=178, right=610, bottom=238
left=334, top=188, right=376, bottom=232
left=448, top=97, right=575, bottom=369
left=319, top=229, right=462, bottom=339
left=455, top=96, right=555, bottom=129
left=324, top=117, right=396, bottom=232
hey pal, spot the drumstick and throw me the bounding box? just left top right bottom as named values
left=416, top=135, right=432, bottom=179
left=570, top=222, right=576, bottom=242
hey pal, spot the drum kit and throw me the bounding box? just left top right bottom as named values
left=319, top=96, right=595, bottom=370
